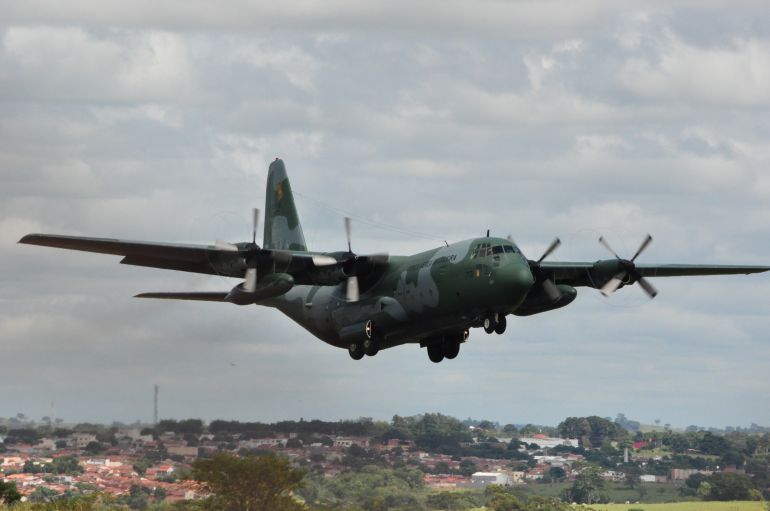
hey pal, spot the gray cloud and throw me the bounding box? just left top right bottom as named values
left=1, top=2, right=769, bottom=428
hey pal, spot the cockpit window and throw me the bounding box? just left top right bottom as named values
left=471, top=243, right=492, bottom=259
left=504, top=245, right=515, bottom=253
left=492, top=245, right=504, bottom=254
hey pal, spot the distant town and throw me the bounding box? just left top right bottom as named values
left=1, top=413, right=769, bottom=509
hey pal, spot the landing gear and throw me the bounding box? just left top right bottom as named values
left=348, top=342, right=364, bottom=360
left=443, top=340, right=460, bottom=359
left=494, top=315, right=507, bottom=334
left=363, top=336, right=380, bottom=357
left=427, top=343, right=444, bottom=363
left=425, top=330, right=467, bottom=363
left=483, top=313, right=507, bottom=334
left=483, top=316, right=495, bottom=334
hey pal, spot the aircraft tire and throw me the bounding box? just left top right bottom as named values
left=363, top=336, right=379, bottom=357
left=427, top=344, right=444, bottom=363
left=443, top=341, right=460, bottom=360
left=494, top=316, right=507, bottom=334
left=483, top=317, right=495, bottom=334
left=348, top=342, right=364, bottom=360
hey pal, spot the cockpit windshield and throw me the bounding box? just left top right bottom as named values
left=471, top=243, right=518, bottom=259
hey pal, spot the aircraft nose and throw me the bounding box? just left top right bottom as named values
left=504, top=262, right=535, bottom=290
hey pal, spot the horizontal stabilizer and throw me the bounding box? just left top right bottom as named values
left=135, top=292, right=228, bottom=301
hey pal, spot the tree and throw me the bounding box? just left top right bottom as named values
left=623, top=465, right=641, bottom=489
left=52, top=455, right=83, bottom=474
left=191, top=452, right=305, bottom=511
left=154, top=486, right=167, bottom=502
left=548, top=466, right=566, bottom=482
left=29, top=485, right=59, bottom=502
left=0, top=481, right=21, bottom=505
left=484, top=484, right=524, bottom=511
left=458, top=459, right=477, bottom=476
left=84, top=441, right=105, bottom=454
left=286, top=437, right=303, bottom=449
left=502, top=424, right=518, bottom=435
left=426, top=491, right=476, bottom=510
left=703, top=472, right=759, bottom=501
left=434, top=461, right=451, bottom=474
left=562, top=465, right=608, bottom=504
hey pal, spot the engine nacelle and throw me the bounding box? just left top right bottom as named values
left=225, top=272, right=295, bottom=305
left=514, top=284, right=577, bottom=316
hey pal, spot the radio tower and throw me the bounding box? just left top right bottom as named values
left=153, top=385, right=159, bottom=426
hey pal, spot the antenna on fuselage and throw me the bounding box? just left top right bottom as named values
left=486, top=229, right=490, bottom=237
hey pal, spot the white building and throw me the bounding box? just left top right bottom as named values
left=470, top=472, right=512, bottom=487
left=517, top=436, right=579, bottom=449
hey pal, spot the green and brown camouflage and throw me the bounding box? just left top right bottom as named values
left=18, top=159, right=770, bottom=363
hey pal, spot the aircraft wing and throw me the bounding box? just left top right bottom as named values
left=19, top=233, right=245, bottom=278
left=540, top=261, right=769, bottom=288
left=18, top=233, right=357, bottom=282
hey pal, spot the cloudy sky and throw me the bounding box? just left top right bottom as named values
left=2, top=0, right=770, bottom=429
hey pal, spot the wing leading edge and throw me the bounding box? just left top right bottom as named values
left=540, top=261, right=769, bottom=288
left=19, top=233, right=238, bottom=277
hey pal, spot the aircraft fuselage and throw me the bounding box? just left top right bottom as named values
left=265, top=236, right=535, bottom=353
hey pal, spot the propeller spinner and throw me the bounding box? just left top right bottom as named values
left=598, top=234, right=658, bottom=299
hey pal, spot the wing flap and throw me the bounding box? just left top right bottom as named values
left=120, top=255, right=221, bottom=276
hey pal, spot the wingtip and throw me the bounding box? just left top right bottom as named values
left=18, top=233, right=38, bottom=244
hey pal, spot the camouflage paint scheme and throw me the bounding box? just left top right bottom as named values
left=19, top=159, right=770, bottom=362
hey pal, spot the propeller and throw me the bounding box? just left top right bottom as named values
left=598, top=234, right=658, bottom=299
left=214, top=208, right=262, bottom=292
left=344, top=217, right=358, bottom=301
left=341, top=216, right=388, bottom=302
left=243, top=208, right=261, bottom=292
left=527, top=238, right=562, bottom=301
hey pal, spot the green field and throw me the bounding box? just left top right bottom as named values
left=592, top=501, right=767, bottom=511
left=513, top=482, right=685, bottom=504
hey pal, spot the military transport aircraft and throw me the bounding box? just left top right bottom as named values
left=19, top=159, right=770, bottom=363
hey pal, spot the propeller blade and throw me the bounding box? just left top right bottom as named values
left=252, top=208, right=260, bottom=245
left=600, top=273, right=626, bottom=296
left=537, top=238, right=561, bottom=263
left=542, top=279, right=562, bottom=301
left=598, top=236, right=621, bottom=260
left=346, top=276, right=359, bottom=302
left=215, top=240, right=240, bottom=252
left=631, top=234, right=653, bottom=262
left=344, top=217, right=352, bottom=253
left=244, top=268, right=257, bottom=293
left=636, top=275, right=658, bottom=299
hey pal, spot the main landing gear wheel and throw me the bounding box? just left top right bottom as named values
left=348, top=342, right=364, bottom=360
left=427, top=343, right=444, bottom=363
left=494, top=315, right=507, bottom=334
left=443, top=341, right=460, bottom=360
left=483, top=316, right=495, bottom=334
left=363, top=336, right=380, bottom=357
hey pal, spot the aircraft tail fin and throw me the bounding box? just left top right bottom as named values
left=263, top=158, right=308, bottom=252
